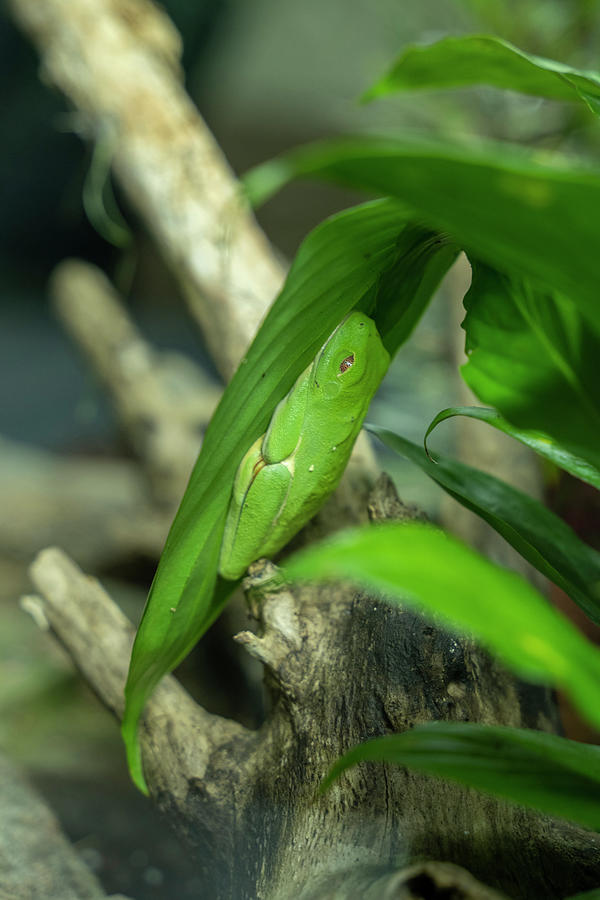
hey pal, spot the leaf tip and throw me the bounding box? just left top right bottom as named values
left=121, top=709, right=149, bottom=795
left=423, top=435, right=436, bottom=464
left=423, top=421, right=439, bottom=464
left=359, top=84, right=382, bottom=104
left=319, top=762, right=344, bottom=794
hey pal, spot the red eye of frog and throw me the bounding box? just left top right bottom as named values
left=339, top=354, right=355, bottom=373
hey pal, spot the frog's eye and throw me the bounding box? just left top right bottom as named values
left=339, top=354, right=355, bottom=374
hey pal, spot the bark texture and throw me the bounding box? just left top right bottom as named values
left=24, top=477, right=600, bottom=900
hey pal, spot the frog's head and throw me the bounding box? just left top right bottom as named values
left=313, top=311, right=390, bottom=401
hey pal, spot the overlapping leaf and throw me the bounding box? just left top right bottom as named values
left=461, top=264, right=600, bottom=473
left=368, top=225, right=459, bottom=356
left=364, top=34, right=600, bottom=116
left=321, top=722, right=600, bottom=831
left=425, top=406, right=600, bottom=490
left=122, top=200, right=456, bottom=792
left=368, top=427, right=600, bottom=624
left=283, top=522, right=600, bottom=729
left=245, top=137, right=600, bottom=332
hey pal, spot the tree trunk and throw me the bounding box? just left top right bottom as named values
left=24, top=477, right=600, bottom=899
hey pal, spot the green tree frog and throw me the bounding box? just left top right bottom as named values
left=218, top=312, right=390, bottom=580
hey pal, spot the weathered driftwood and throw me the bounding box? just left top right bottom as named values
left=7, top=0, right=283, bottom=382
left=0, top=436, right=170, bottom=567
left=24, top=476, right=600, bottom=900
left=50, top=259, right=221, bottom=505
left=0, top=750, right=131, bottom=900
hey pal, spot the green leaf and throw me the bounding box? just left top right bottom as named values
left=368, top=427, right=600, bottom=625
left=461, top=264, right=600, bottom=473
left=283, top=522, right=600, bottom=730
left=368, top=225, right=459, bottom=356
left=122, top=199, right=455, bottom=792
left=364, top=34, right=600, bottom=116
left=244, top=137, right=600, bottom=333
left=425, top=406, right=600, bottom=490
left=321, top=722, right=600, bottom=831
left=568, top=890, right=600, bottom=899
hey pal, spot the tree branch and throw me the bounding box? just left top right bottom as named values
left=25, top=547, right=249, bottom=807
left=0, top=436, right=170, bottom=566
left=21, top=481, right=600, bottom=900
left=8, top=0, right=377, bottom=507
left=50, top=259, right=221, bottom=504
left=8, top=0, right=284, bottom=381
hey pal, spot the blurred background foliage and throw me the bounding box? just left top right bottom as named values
left=1, top=0, right=600, bottom=897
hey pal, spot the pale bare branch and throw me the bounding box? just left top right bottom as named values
left=51, top=259, right=221, bottom=503
left=8, top=0, right=285, bottom=380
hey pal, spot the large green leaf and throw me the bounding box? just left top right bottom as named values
left=283, top=522, right=600, bottom=730
left=425, top=406, right=600, bottom=490
left=321, top=722, right=600, bottom=831
left=364, top=34, right=600, bottom=116
left=368, top=427, right=600, bottom=625
left=244, top=137, right=600, bottom=333
left=122, top=200, right=456, bottom=792
left=461, top=264, right=600, bottom=473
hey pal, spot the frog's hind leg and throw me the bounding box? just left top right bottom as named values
left=219, top=460, right=292, bottom=581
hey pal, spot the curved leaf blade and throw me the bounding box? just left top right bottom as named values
left=322, top=722, right=600, bottom=831
left=425, top=406, right=600, bottom=490
left=364, top=34, right=600, bottom=116
left=283, top=522, right=600, bottom=730
left=368, top=225, right=459, bottom=356
left=461, top=264, right=600, bottom=473
left=369, top=426, right=600, bottom=625
left=244, top=137, right=600, bottom=333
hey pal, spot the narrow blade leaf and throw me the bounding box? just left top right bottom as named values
left=425, top=406, right=600, bottom=490
left=283, top=522, right=600, bottom=730
left=369, top=427, right=600, bottom=625
left=122, top=198, right=408, bottom=791
left=364, top=34, right=600, bottom=116
left=122, top=199, right=453, bottom=791
left=322, top=722, right=600, bottom=831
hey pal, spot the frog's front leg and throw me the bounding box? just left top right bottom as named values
left=219, top=436, right=293, bottom=580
